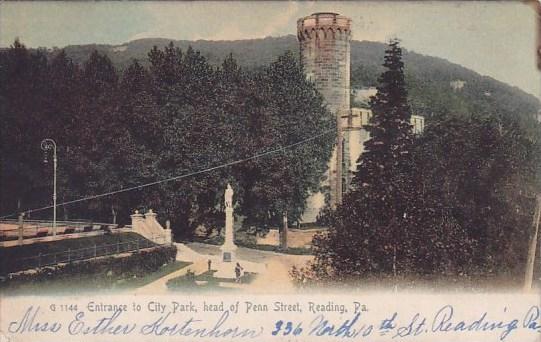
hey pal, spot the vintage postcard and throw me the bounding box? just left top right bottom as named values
left=0, top=1, right=540, bottom=341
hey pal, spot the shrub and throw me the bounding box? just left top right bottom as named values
left=0, top=245, right=177, bottom=288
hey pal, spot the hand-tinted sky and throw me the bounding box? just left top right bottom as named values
left=1, top=1, right=539, bottom=98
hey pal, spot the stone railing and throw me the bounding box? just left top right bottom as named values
left=130, top=209, right=172, bottom=244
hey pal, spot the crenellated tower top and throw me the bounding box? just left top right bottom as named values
left=297, top=12, right=352, bottom=41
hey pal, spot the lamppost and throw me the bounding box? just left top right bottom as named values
left=41, top=138, right=57, bottom=236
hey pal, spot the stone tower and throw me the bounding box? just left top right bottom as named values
left=298, top=12, right=352, bottom=209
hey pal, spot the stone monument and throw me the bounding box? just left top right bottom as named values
left=221, top=183, right=237, bottom=262
left=214, top=183, right=266, bottom=280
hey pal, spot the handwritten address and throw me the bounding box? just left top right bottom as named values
left=3, top=299, right=540, bottom=341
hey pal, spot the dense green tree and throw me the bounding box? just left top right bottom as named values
left=58, top=51, right=124, bottom=221
left=5, top=38, right=537, bottom=281
left=354, top=40, right=414, bottom=194
left=0, top=41, right=51, bottom=217
left=142, top=46, right=334, bottom=239
left=145, top=44, right=224, bottom=238
left=104, top=59, right=160, bottom=224
left=44, top=50, right=81, bottom=220
left=237, top=51, right=334, bottom=239
left=413, top=114, right=541, bottom=276
left=310, top=41, right=474, bottom=281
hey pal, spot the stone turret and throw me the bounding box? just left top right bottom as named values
left=298, top=12, right=352, bottom=213
left=297, top=12, right=352, bottom=115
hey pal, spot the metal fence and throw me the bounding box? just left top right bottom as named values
left=1, top=235, right=170, bottom=275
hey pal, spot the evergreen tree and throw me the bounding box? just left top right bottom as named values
left=311, top=40, right=473, bottom=282
left=348, top=39, right=416, bottom=275
left=354, top=39, right=413, bottom=194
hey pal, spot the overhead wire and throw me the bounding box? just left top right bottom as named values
left=0, top=128, right=335, bottom=219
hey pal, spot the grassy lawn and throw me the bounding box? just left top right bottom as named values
left=296, top=224, right=329, bottom=230
left=187, top=230, right=313, bottom=255
left=196, top=270, right=257, bottom=284
left=166, top=269, right=256, bottom=292
left=1, top=260, right=191, bottom=295
left=236, top=241, right=313, bottom=255
left=190, top=235, right=224, bottom=245
left=235, top=230, right=312, bottom=254
left=114, top=260, right=192, bottom=289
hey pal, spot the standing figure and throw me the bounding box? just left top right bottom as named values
left=235, top=262, right=244, bottom=283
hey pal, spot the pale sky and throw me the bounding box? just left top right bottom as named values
left=1, top=1, right=539, bottom=98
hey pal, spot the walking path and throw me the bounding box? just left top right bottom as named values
left=134, top=242, right=313, bottom=294
left=134, top=260, right=207, bottom=294
left=134, top=243, right=209, bottom=294
left=256, top=228, right=324, bottom=248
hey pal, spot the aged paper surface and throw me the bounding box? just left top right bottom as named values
left=0, top=1, right=540, bottom=341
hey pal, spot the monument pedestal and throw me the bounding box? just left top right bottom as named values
left=213, top=261, right=237, bottom=279
left=214, top=184, right=239, bottom=279
left=221, top=249, right=236, bottom=263
left=221, top=206, right=236, bottom=262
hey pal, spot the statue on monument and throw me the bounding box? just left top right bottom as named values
left=225, top=183, right=233, bottom=208
left=222, top=182, right=236, bottom=262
